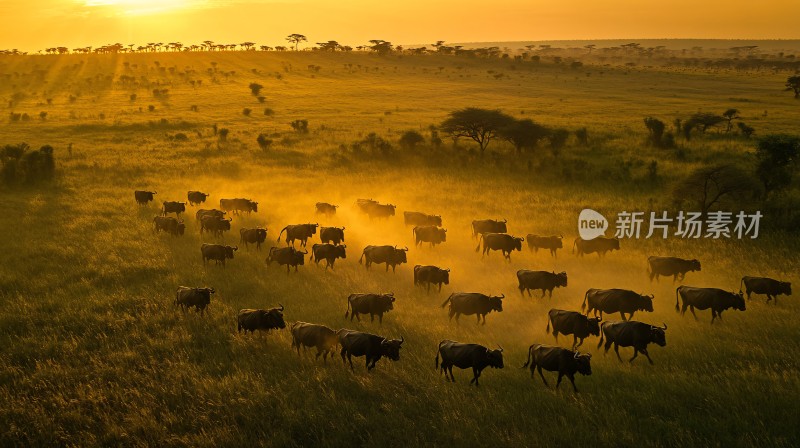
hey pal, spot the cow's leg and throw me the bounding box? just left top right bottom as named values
left=427, top=283, right=431, bottom=293
left=540, top=290, right=546, bottom=299
left=476, top=314, right=481, bottom=324
left=340, top=348, right=347, bottom=365
left=603, top=340, right=612, bottom=354
left=567, top=374, right=578, bottom=392
left=526, top=288, right=532, bottom=298
left=614, top=343, right=623, bottom=362
left=642, top=348, right=654, bottom=365
left=386, top=264, right=389, bottom=272
left=455, top=313, right=460, bottom=323
left=629, top=348, right=639, bottom=363
left=549, top=289, right=554, bottom=299
left=448, top=366, right=456, bottom=382
left=574, top=336, right=583, bottom=349
left=556, top=372, right=564, bottom=389
left=767, top=294, right=774, bottom=303
left=536, top=366, right=549, bottom=386
left=366, top=357, right=372, bottom=371
left=745, top=289, right=752, bottom=300
left=370, top=313, right=375, bottom=322
left=448, top=310, right=455, bottom=321
left=620, top=312, right=627, bottom=321
left=470, top=368, right=481, bottom=386
left=347, top=353, right=354, bottom=371
left=689, top=306, right=698, bottom=320
left=378, top=313, right=383, bottom=324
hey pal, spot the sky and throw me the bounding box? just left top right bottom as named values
left=0, top=0, right=797, bottom=52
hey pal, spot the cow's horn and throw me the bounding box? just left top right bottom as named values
left=446, top=268, right=450, bottom=272
left=648, top=294, right=655, bottom=299
left=574, top=351, right=581, bottom=359
left=498, top=345, right=504, bottom=352
left=399, top=336, right=404, bottom=344
left=403, top=246, right=408, bottom=251
left=228, top=217, right=232, bottom=221
left=301, top=250, right=308, bottom=254
left=661, top=323, right=667, bottom=330
left=498, top=294, right=505, bottom=299
left=278, top=304, right=284, bottom=311
left=341, top=226, right=345, bottom=230
left=503, top=218, right=507, bottom=223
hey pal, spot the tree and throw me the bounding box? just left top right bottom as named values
left=722, top=108, right=740, bottom=133
left=440, top=108, right=515, bottom=154
left=286, top=34, right=307, bottom=51
left=240, top=42, right=255, bottom=51
left=785, top=75, right=800, bottom=99
left=500, top=119, right=549, bottom=154
left=368, top=40, right=393, bottom=55
left=317, top=41, right=340, bottom=51
left=683, top=112, right=725, bottom=139
left=249, top=83, right=263, bottom=96
left=672, top=164, right=757, bottom=216
left=399, top=130, right=425, bottom=149
left=754, top=134, right=800, bottom=197
left=644, top=117, right=666, bottom=147
left=737, top=122, right=755, bottom=138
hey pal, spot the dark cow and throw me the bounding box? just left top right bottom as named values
left=337, top=329, right=404, bottom=371
left=266, top=246, right=306, bottom=273
left=200, top=243, right=237, bottom=266
left=441, top=292, right=504, bottom=325
left=359, top=245, right=408, bottom=272
left=476, top=233, right=524, bottom=260
left=277, top=223, right=318, bottom=247
left=135, top=190, right=156, bottom=205
left=573, top=237, right=620, bottom=257
left=175, top=286, right=214, bottom=314
left=365, top=203, right=396, bottom=220
left=200, top=215, right=232, bottom=238
left=315, top=202, right=338, bottom=216
left=291, top=322, right=339, bottom=363
left=355, top=198, right=378, bottom=211
left=345, top=293, right=395, bottom=324
left=648, top=256, right=701, bottom=282
left=546, top=309, right=601, bottom=349
left=413, top=225, right=447, bottom=247
left=471, top=219, right=507, bottom=238
left=320, top=226, right=345, bottom=245
left=413, top=265, right=450, bottom=293
left=237, top=305, right=286, bottom=334
left=239, top=227, right=268, bottom=250
left=404, top=211, right=442, bottom=227
left=162, top=201, right=186, bottom=217
left=598, top=321, right=667, bottom=364
left=219, top=198, right=258, bottom=215
left=517, top=270, right=567, bottom=298
left=526, top=235, right=564, bottom=257
left=310, top=243, right=347, bottom=270
left=582, top=288, right=654, bottom=321
left=187, top=191, right=209, bottom=206
left=153, top=216, right=185, bottom=236
left=435, top=340, right=504, bottom=386
left=196, top=208, right=226, bottom=222
left=521, top=344, right=592, bottom=392
left=741, top=276, right=792, bottom=304
left=675, top=286, right=746, bottom=323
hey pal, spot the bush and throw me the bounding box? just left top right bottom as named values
left=243, top=108, right=252, bottom=117
left=249, top=83, right=263, bottom=96
left=549, top=129, right=569, bottom=154
left=130, top=94, right=137, bottom=102
left=148, top=105, right=155, bottom=112
left=575, top=127, right=588, bottom=145
left=218, top=128, right=229, bottom=142
left=257, top=134, right=273, bottom=151
left=399, top=130, right=425, bottom=149
left=257, top=96, right=266, bottom=103
left=264, top=108, right=275, bottom=116
left=1, top=143, right=55, bottom=187
left=291, top=119, right=309, bottom=133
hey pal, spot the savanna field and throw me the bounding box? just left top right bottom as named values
left=1, top=45, right=799, bottom=447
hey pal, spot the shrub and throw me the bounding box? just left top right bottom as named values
left=218, top=128, right=229, bottom=141
left=257, top=96, right=266, bottom=103
left=249, top=83, right=263, bottom=96
left=291, top=119, right=309, bottom=133
left=243, top=108, right=252, bottom=117
left=399, top=130, right=425, bottom=149
left=264, top=108, right=275, bottom=116
left=575, top=127, right=588, bottom=146
left=257, top=134, right=273, bottom=151
left=148, top=105, right=155, bottom=112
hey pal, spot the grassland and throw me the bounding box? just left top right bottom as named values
left=0, top=49, right=799, bottom=447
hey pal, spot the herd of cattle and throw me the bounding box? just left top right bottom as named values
left=138, top=189, right=793, bottom=390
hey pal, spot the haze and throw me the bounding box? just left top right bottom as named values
left=1, top=0, right=797, bottom=52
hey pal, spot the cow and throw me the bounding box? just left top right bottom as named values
left=200, top=243, right=237, bottom=266
left=344, top=293, right=395, bottom=324
left=135, top=190, right=156, bottom=205
left=239, top=227, right=268, bottom=250
left=476, top=233, right=524, bottom=260
left=521, top=344, right=592, bottom=392
left=220, top=198, right=258, bottom=215
left=441, top=292, right=504, bottom=325
left=598, top=321, right=667, bottom=364
left=200, top=215, right=232, bottom=238
left=435, top=340, right=504, bottom=386
left=404, top=211, right=442, bottom=227
left=237, top=305, right=286, bottom=334
left=413, top=225, right=447, bottom=247
left=336, top=329, right=404, bottom=371
left=162, top=201, right=186, bottom=217
left=310, top=243, right=347, bottom=270
left=277, top=223, right=318, bottom=247
left=187, top=191, right=209, bottom=206
left=740, top=276, right=792, bottom=304
left=153, top=216, right=185, bottom=236
left=355, top=198, right=378, bottom=212
left=290, top=322, right=340, bottom=363
left=315, top=202, right=338, bottom=216
left=319, top=226, right=345, bottom=245
left=573, top=237, right=620, bottom=257
left=413, top=265, right=450, bottom=293
left=359, top=245, right=408, bottom=272
left=582, top=289, right=654, bottom=321
left=365, top=203, right=396, bottom=220
left=546, top=309, right=601, bottom=349
left=648, top=256, right=701, bottom=282
left=266, top=246, right=306, bottom=273
left=471, top=219, right=507, bottom=238
left=526, top=235, right=564, bottom=257
left=195, top=208, right=226, bottom=222
left=675, top=286, right=745, bottom=323
left=175, top=286, right=214, bottom=314
left=517, top=270, right=567, bottom=298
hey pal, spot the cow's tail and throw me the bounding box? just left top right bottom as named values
left=440, top=294, right=453, bottom=308
left=521, top=344, right=535, bottom=368
left=581, top=290, right=589, bottom=312
left=675, top=287, right=681, bottom=312
left=435, top=341, right=443, bottom=369
left=276, top=226, right=287, bottom=242
left=739, top=277, right=745, bottom=293
left=546, top=315, right=551, bottom=333
left=344, top=295, right=352, bottom=318
left=474, top=233, right=484, bottom=252
left=572, top=238, right=579, bottom=254
left=358, top=249, right=366, bottom=264
left=597, top=324, right=605, bottom=349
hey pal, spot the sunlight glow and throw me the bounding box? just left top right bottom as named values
left=83, top=0, right=194, bottom=16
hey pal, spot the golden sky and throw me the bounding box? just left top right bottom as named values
left=0, top=0, right=796, bottom=51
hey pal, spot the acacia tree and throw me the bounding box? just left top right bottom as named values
left=500, top=119, right=549, bottom=154
left=755, top=134, right=800, bottom=197
left=722, top=108, right=740, bottom=133
left=286, top=34, right=307, bottom=51
left=672, top=164, right=756, bottom=216
left=785, top=75, right=800, bottom=99
left=440, top=108, right=515, bottom=154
